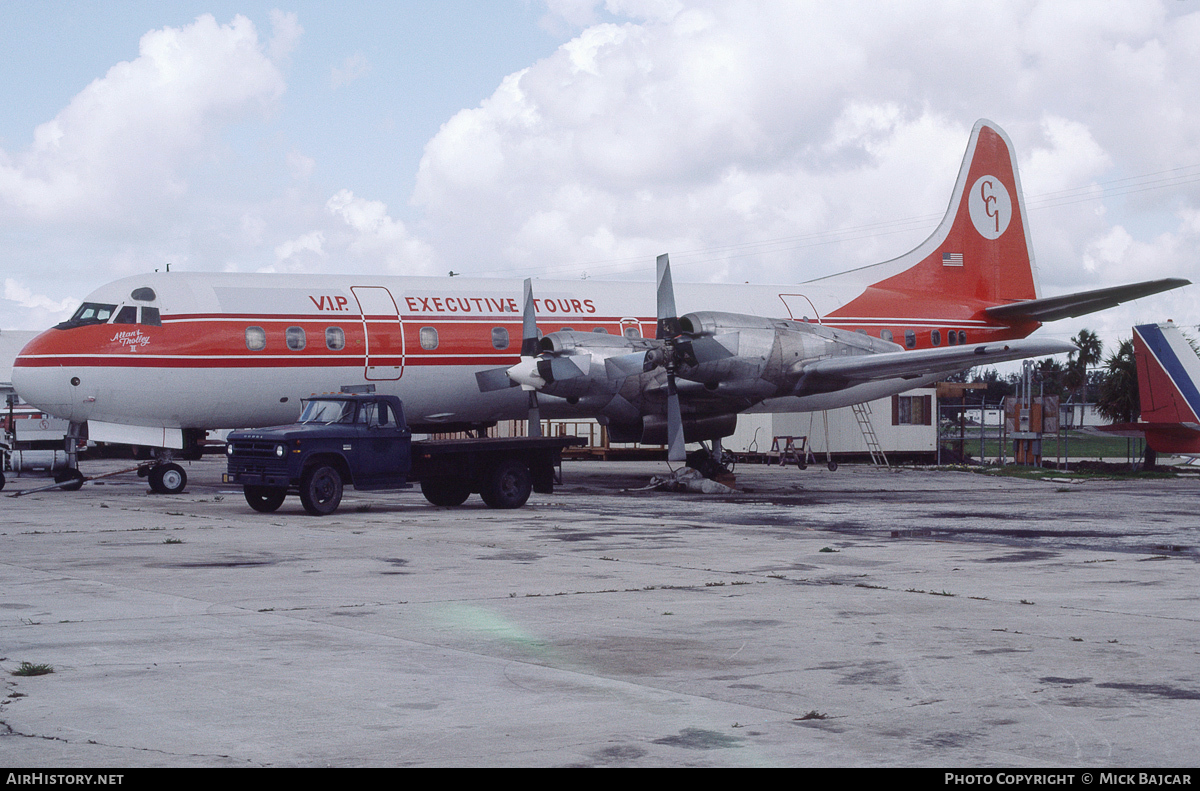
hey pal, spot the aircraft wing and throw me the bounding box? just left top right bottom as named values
left=983, top=279, right=1190, bottom=323
left=798, top=338, right=1076, bottom=386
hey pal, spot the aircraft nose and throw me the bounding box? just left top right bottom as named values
left=11, top=331, right=78, bottom=420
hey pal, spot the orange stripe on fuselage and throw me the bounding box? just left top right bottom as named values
left=14, top=312, right=1031, bottom=368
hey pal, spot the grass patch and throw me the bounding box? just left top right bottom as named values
left=13, top=662, right=54, bottom=676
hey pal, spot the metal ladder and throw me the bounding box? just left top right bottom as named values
left=852, top=402, right=889, bottom=467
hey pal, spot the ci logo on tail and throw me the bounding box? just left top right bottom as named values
left=969, top=176, right=1011, bottom=239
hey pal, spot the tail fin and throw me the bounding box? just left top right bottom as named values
left=1133, top=322, right=1200, bottom=424
left=820, top=119, right=1039, bottom=320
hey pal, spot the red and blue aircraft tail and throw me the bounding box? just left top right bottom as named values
left=1129, top=322, right=1200, bottom=453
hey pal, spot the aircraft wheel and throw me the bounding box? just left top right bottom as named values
left=149, top=463, right=187, bottom=494
left=299, top=464, right=343, bottom=516
left=479, top=458, right=532, bottom=509
left=55, top=468, right=85, bottom=491
left=420, top=477, right=471, bottom=507
left=827, top=461, right=838, bottom=472
left=244, top=485, right=287, bottom=513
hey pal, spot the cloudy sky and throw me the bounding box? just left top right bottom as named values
left=3, top=0, right=1199, bottom=360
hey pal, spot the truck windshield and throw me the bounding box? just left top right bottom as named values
left=299, top=400, right=357, bottom=424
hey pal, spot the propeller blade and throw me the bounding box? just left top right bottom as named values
left=520, top=278, right=539, bottom=358
left=536, top=355, right=590, bottom=383
left=475, top=367, right=519, bottom=392
left=666, top=373, right=686, bottom=462
left=520, top=278, right=543, bottom=437
left=527, top=390, right=542, bottom=437
left=656, top=253, right=681, bottom=340
left=690, top=333, right=739, bottom=363
left=604, top=351, right=650, bottom=379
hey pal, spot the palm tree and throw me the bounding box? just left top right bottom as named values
left=1064, top=329, right=1103, bottom=423
left=1095, top=339, right=1139, bottom=424
left=1095, top=338, right=1153, bottom=468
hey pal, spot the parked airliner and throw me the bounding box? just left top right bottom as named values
left=12, top=119, right=1187, bottom=491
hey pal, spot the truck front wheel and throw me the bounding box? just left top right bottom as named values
left=299, top=464, right=343, bottom=516
left=479, top=458, right=532, bottom=509
left=244, top=485, right=287, bottom=513
left=420, top=477, right=471, bottom=506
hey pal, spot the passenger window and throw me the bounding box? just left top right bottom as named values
left=947, top=330, right=957, bottom=346
left=931, top=330, right=941, bottom=346
left=623, top=327, right=641, bottom=339
left=140, top=307, right=161, bottom=326
left=114, top=306, right=137, bottom=324
left=326, top=327, right=345, bottom=351
left=905, top=330, right=916, bottom=349
left=592, top=327, right=608, bottom=334
left=959, top=331, right=967, bottom=345
left=246, top=327, right=267, bottom=351
left=881, top=329, right=894, bottom=342
left=420, top=327, right=439, bottom=350
left=286, top=327, right=306, bottom=351
left=492, top=327, right=509, bottom=350
left=560, top=327, right=574, bottom=332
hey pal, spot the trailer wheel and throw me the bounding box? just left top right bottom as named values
left=149, top=463, right=187, bottom=494
left=244, top=485, right=287, bottom=513
left=827, top=461, right=838, bottom=472
left=479, top=458, right=532, bottom=509
left=420, top=477, right=471, bottom=506
left=0, top=470, right=5, bottom=491
left=55, top=468, right=86, bottom=491
left=299, top=464, right=343, bottom=516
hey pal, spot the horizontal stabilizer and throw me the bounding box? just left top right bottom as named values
left=799, top=338, right=1076, bottom=385
left=984, top=279, right=1190, bottom=324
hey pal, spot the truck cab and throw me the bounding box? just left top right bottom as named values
left=225, top=394, right=412, bottom=515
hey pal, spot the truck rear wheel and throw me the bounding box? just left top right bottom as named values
left=244, top=485, right=287, bottom=513
left=299, top=464, right=343, bottom=516
left=479, top=458, right=532, bottom=509
left=420, top=477, right=471, bottom=506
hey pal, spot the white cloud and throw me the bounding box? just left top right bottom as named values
left=411, top=0, right=1200, bottom=320
left=273, top=231, right=326, bottom=269
left=326, top=190, right=435, bottom=274
left=4, top=279, right=79, bottom=315
left=0, top=14, right=287, bottom=223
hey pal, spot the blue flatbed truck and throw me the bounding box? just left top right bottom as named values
left=224, top=394, right=584, bottom=515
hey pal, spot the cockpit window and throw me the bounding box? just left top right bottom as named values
left=114, top=306, right=137, bottom=324
left=299, top=399, right=357, bottom=424
left=141, top=307, right=161, bottom=326
left=131, top=287, right=156, bottom=302
left=56, top=302, right=118, bottom=329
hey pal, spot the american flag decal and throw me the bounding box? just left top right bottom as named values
left=942, top=252, right=964, bottom=267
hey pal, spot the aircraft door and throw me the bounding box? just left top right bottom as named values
left=779, top=294, right=822, bottom=323
left=619, top=317, right=646, bottom=338
left=351, top=286, right=405, bottom=380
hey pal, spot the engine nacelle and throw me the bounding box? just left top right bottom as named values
left=675, top=311, right=901, bottom=393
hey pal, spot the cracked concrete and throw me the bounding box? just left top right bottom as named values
left=1, top=458, right=1198, bottom=766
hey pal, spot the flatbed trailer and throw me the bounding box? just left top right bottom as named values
left=224, top=394, right=583, bottom=515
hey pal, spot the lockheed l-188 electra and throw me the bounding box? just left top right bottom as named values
left=12, top=119, right=1188, bottom=491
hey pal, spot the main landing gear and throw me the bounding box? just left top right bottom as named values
left=138, top=461, right=188, bottom=494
